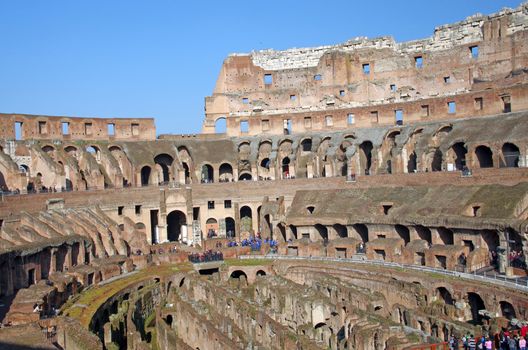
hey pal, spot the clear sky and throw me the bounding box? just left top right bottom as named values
left=0, top=0, right=524, bottom=135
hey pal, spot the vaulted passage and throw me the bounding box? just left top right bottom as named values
left=141, top=166, right=151, bottom=186
left=475, top=146, right=493, bottom=168
left=501, top=143, right=520, bottom=168
left=167, top=210, right=186, bottom=242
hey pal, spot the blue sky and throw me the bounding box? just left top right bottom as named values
left=0, top=1, right=523, bottom=135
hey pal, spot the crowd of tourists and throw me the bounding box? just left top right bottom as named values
left=449, top=324, right=528, bottom=349
left=188, top=250, right=223, bottom=263
left=509, top=250, right=526, bottom=269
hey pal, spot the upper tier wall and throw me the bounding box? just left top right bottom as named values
left=0, top=114, right=156, bottom=141
left=203, top=2, right=528, bottom=136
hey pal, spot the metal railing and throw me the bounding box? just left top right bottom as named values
left=240, top=255, right=528, bottom=292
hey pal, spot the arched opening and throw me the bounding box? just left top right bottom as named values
left=282, top=157, right=290, bottom=178
left=219, top=163, right=233, bottom=182
left=359, top=141, right=373, bottom=175
left=215, top=117, right=227, bottom=134
left=501, top=143, right=520, bottom=168
left=467, top=292, right=486, bottom=325
left=167, top=210, right=186, bottom=242
left=256, top=270, right=266, bottom=277
left=437, top=227, right=454, bottom=245
left=42, top=145, right=55, bottom=154
left=431, top=149, right=443, bottom=172
left=352, top=224, right=369, bottom=243
left=315, top=224, right=328, bottom=241
left=436, top=287, right=454, bottom=305
left=206, top=218, right=218, bottom=238
left=451, top=142, right=467, bottom=170
left=230, top=270, right=247, bottom=280
left=481, top=230, right=500, bottom=252
left=395, top=225, right=410, bottom=245
left=154, top=154, right=174, bottom=184
left=226, top=217, right=235, bottom=238
left=86, top=146, right=100, bottom=162
left=301, top=138, right=312, bottom=152
left=314, top=322, right=326, bottom=329
left=260, top=158, right=270, bottom=169
left=141, top=166, right=151, bottom=186
left=415, top=225, right=432, bottom=245
left=333, top=224, right=347, bottom=238
left=240, top=206, right=252, bottom=233
left=0, top=171, right=7, bottom=191
left=201, top=164, right=214, bottom=183
left=239, top=172, right=252, bottom=181
left=165, top=314, right=173, bottom=327
left=500, top=301, right=516, bottom=320
left=407, top=151, right=417, bottom=173
left=135, top=222, right=146, bottom=232
left=180, top=163, right=190, bottom=185
left=64, top=146, right=78, bottom=156
left=475, top=146, right=493, bottom=168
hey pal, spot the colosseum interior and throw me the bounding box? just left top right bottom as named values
left=1, top=3, right=528, bottom=350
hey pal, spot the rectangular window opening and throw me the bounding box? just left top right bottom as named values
left=240, top=120, right=249, bottom=133
left=62, top=122, right=70, bottom=135
left=371, top=111, right=379, bottom=123
left=395, top=110, right=403, bottom=125
left=443, top=76, right=451, bottom=84
left=283, top=119, right=292, bottom=135
left=421, top=105, right=430, bottom=117
left=38, top=121, right=47, bottom=134
left=85, top=123, right=93, bottom=135
left=15, top=122, right=23, bottom=140
left=108, top=123, right=115, bottom=136
left=415, top=56, right=423, bottom=68
left=242, top=97, right=249, bottom=104
left=347, top=113, right=355, bottom=125
left=264, top=74, right=273, bottom=85
left=261, top=119, right=270, bottom=131
left=131, top=123, right=139, bottom=136
left=118, top=206, right=124, bottom=216
left=339, top=90, right=345, bottom=97
left=474, top=97, right=483, bottom=110
left=470, top=45, right=479, bottom=59
left=290, top=94, right=296, bottom=101
left=193, top=207, right=200, bottom=221
left=362, top=63, right=370, bottom=74
left=390, top=84, right=396, bottom=92
left=325, top=115, right=333, bottom=127
left=224, top=200, right=232, bottom=209
left=135, top=205, right=141, bottom=215
left=207, top=201, right=215, bottom=209
left=304, top=117, right=312, bottom=129
left=448, top=101, right=456, bottom=114
left=502, top=95, right=511, bottom=113
left=314, top=74, right=322, bottom=81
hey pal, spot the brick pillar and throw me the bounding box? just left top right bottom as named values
left=50, top=248, right=57, bottom=273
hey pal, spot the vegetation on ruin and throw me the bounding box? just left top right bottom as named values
left=62, top=264, right=180, bottom=327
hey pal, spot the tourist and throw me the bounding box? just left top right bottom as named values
left=485, top=338, right=493, bottom=350
left=468, top=335, right=476, bottom=350
left=520, top=336, right=526, bottom=350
